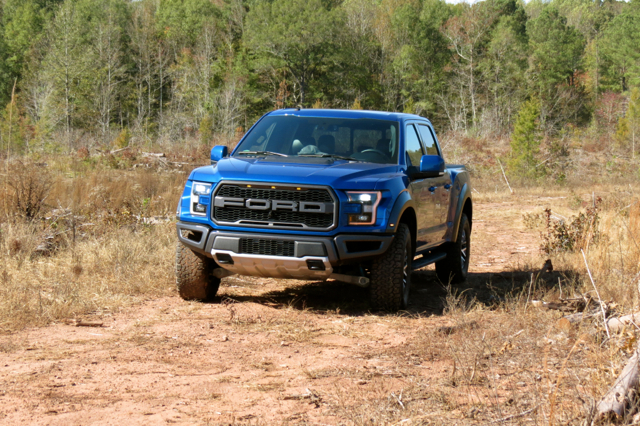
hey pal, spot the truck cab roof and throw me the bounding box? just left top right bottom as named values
left=269, top=108, right=432, bottom=126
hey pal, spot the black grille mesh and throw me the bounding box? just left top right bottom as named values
left=213, top=184, right=334, bottom=230
left=239, top=238, right=295, bottom=257
left=217, top=185, right=332, bottom=203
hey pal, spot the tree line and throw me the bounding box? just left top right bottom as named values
left=0, top=0, right=639, bottom=159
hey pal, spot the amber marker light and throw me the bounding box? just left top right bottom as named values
left=346, top=191, right=382, bottom=225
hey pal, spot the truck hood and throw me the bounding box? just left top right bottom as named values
left=189, top=157, right=401, bottom=190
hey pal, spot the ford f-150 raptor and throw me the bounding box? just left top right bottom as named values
left=175, top=109, right=472, bottom=311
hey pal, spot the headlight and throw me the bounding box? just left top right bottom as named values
left=346, top=191, right=381, bottom=225
left=190, top=182, right=212, bottom=215
left=193, top=183, right=212, bottom=196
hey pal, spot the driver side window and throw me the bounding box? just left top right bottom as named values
left=405, top=124, right=424, bottom=167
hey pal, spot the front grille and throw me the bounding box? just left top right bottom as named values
left=217, top=186, right=332, bottom=203
left=213, top=183, right=335, bottom=230
left=239, top=238, right=295, bottom=257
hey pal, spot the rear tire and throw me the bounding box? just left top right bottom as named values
left=370, top=223, right=412, bottom=311
left=175, top=243, right=220, bottom=301
left=436, top=213, right=470, bottom=284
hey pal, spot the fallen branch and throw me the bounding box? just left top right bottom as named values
left=582, top=249, right=611, bottom=338
left=141, top=152, right=166, bottom=158
left=64, top=319, right=104, bottom=327
left=597, top=342, right=640, bottom=420
left=497, top=158, right=513, bottom=194
left=282, top=388, right=321, bottom=406
left=488, top=404, right=541, bottom=424
left=283, top=388, right=315, bottom=400
left=530, top=296, right=595, bottom=313
left=559, top=311, right=600, bottom=324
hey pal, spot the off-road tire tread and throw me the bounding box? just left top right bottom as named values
left=370, top=223, right=411, bottom=311
left=436, top=213, right=470, bottom=284
left=175, top=243, right=220, bottom=301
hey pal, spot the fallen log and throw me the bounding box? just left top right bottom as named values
left=556, top=311, right=640, bottom=330
left=95, top=147, right=130, bottom=155
left=596, top=342, right=640, bottom=420
left=110, top=147, right=130, bottom=154
left=607, top=312, right=640, bottom=333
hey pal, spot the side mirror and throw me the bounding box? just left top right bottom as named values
left=210, top=145, right=228, bottom=164
left=411, top=155, right=444, bottom=179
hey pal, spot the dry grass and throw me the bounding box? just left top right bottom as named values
left=0, top=156, right=186, bottom=330
left=2, top=150, right=640, bottom=423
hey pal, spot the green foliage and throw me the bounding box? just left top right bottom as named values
left=245, top=0, right=340, bottom=105
left=199, top=116, right=213, bottom=144
left=0, top=0, right=635, bottom=158
left=509, top=98, right=543, bottom=178
left=600, top=2, right=640, bottom=92
left=156, top=0, right=221, bottom=49
left=527, top=6, right=586, bottom=133
left=0, top=94, right=33, bottom=154
left=113, top=127, right=131, bottom=149
left=527, top=7, right=584, bottom=93
left=616, top=88, right=640, bottom=156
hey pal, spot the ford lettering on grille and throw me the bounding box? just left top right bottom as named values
left=212, top=183, right=336, bottom=230
left=214, top=197, right=332, bottom=213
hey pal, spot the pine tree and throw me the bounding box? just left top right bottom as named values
left=509, top=98, right=542, bottom=179
left=245, top=0, right=339, bottom=106
left=617, top=88, right=640, bottom=158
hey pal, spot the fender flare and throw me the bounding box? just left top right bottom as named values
left=451, top=182, right=472, bottom=240
left=385, top=190, right=417, bottom=234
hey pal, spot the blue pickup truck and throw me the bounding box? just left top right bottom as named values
left=175, top=109, right=472, bottom=311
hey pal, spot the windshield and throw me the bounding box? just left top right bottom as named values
left=233, top=115, right=400, bottom=164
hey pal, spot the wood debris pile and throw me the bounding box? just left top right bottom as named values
left=531, top=294, right=640, bottom=422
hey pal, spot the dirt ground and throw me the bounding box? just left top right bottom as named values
left=0, top=196, right=578, bottom=425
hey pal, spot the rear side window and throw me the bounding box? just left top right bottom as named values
left=417, top=124, right=439, bottom=156
left=405, top=124, right=424, bottom=167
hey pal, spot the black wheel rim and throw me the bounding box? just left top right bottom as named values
left=402, top=241, right=411, bottom=306
left=460, top=227, right=469, bottom=271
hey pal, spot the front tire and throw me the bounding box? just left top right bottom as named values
left=436, top=213, right=470, bottom=284
left=370, top=223, right=412, bottom=311
left=175, top=243, right=220, bottom=301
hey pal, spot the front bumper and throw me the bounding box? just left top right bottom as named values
left=176, top=221, right=394, bottom=279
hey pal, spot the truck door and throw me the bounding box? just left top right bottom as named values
left=405, top=124, right=438, bottom=250
left=417, top=124, right=451, bottom=242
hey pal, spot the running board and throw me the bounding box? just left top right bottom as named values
left=412, top=252, right=446, bottom=270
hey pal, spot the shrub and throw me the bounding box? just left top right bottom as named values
left=5, top=162, right=53, bottom=220
left=113, top=127, right=131, bottom=149
left=199, top=116, right=213, bottom=144
left=541, top=199, right=601, bottom=254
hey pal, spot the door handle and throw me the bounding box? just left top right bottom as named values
left=444, top=184, right=452, bottom=190
left=429, top=186, right=436, bottom=192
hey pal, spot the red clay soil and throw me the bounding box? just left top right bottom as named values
left=0, top=198, right=548, bottom=425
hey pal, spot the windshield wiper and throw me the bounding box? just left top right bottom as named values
left=298, top=154, right=359, bottom=161
left=236, top=151, right=288, bottom=157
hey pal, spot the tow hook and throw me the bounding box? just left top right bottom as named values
left=329, top=273, right=370, bottom=288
